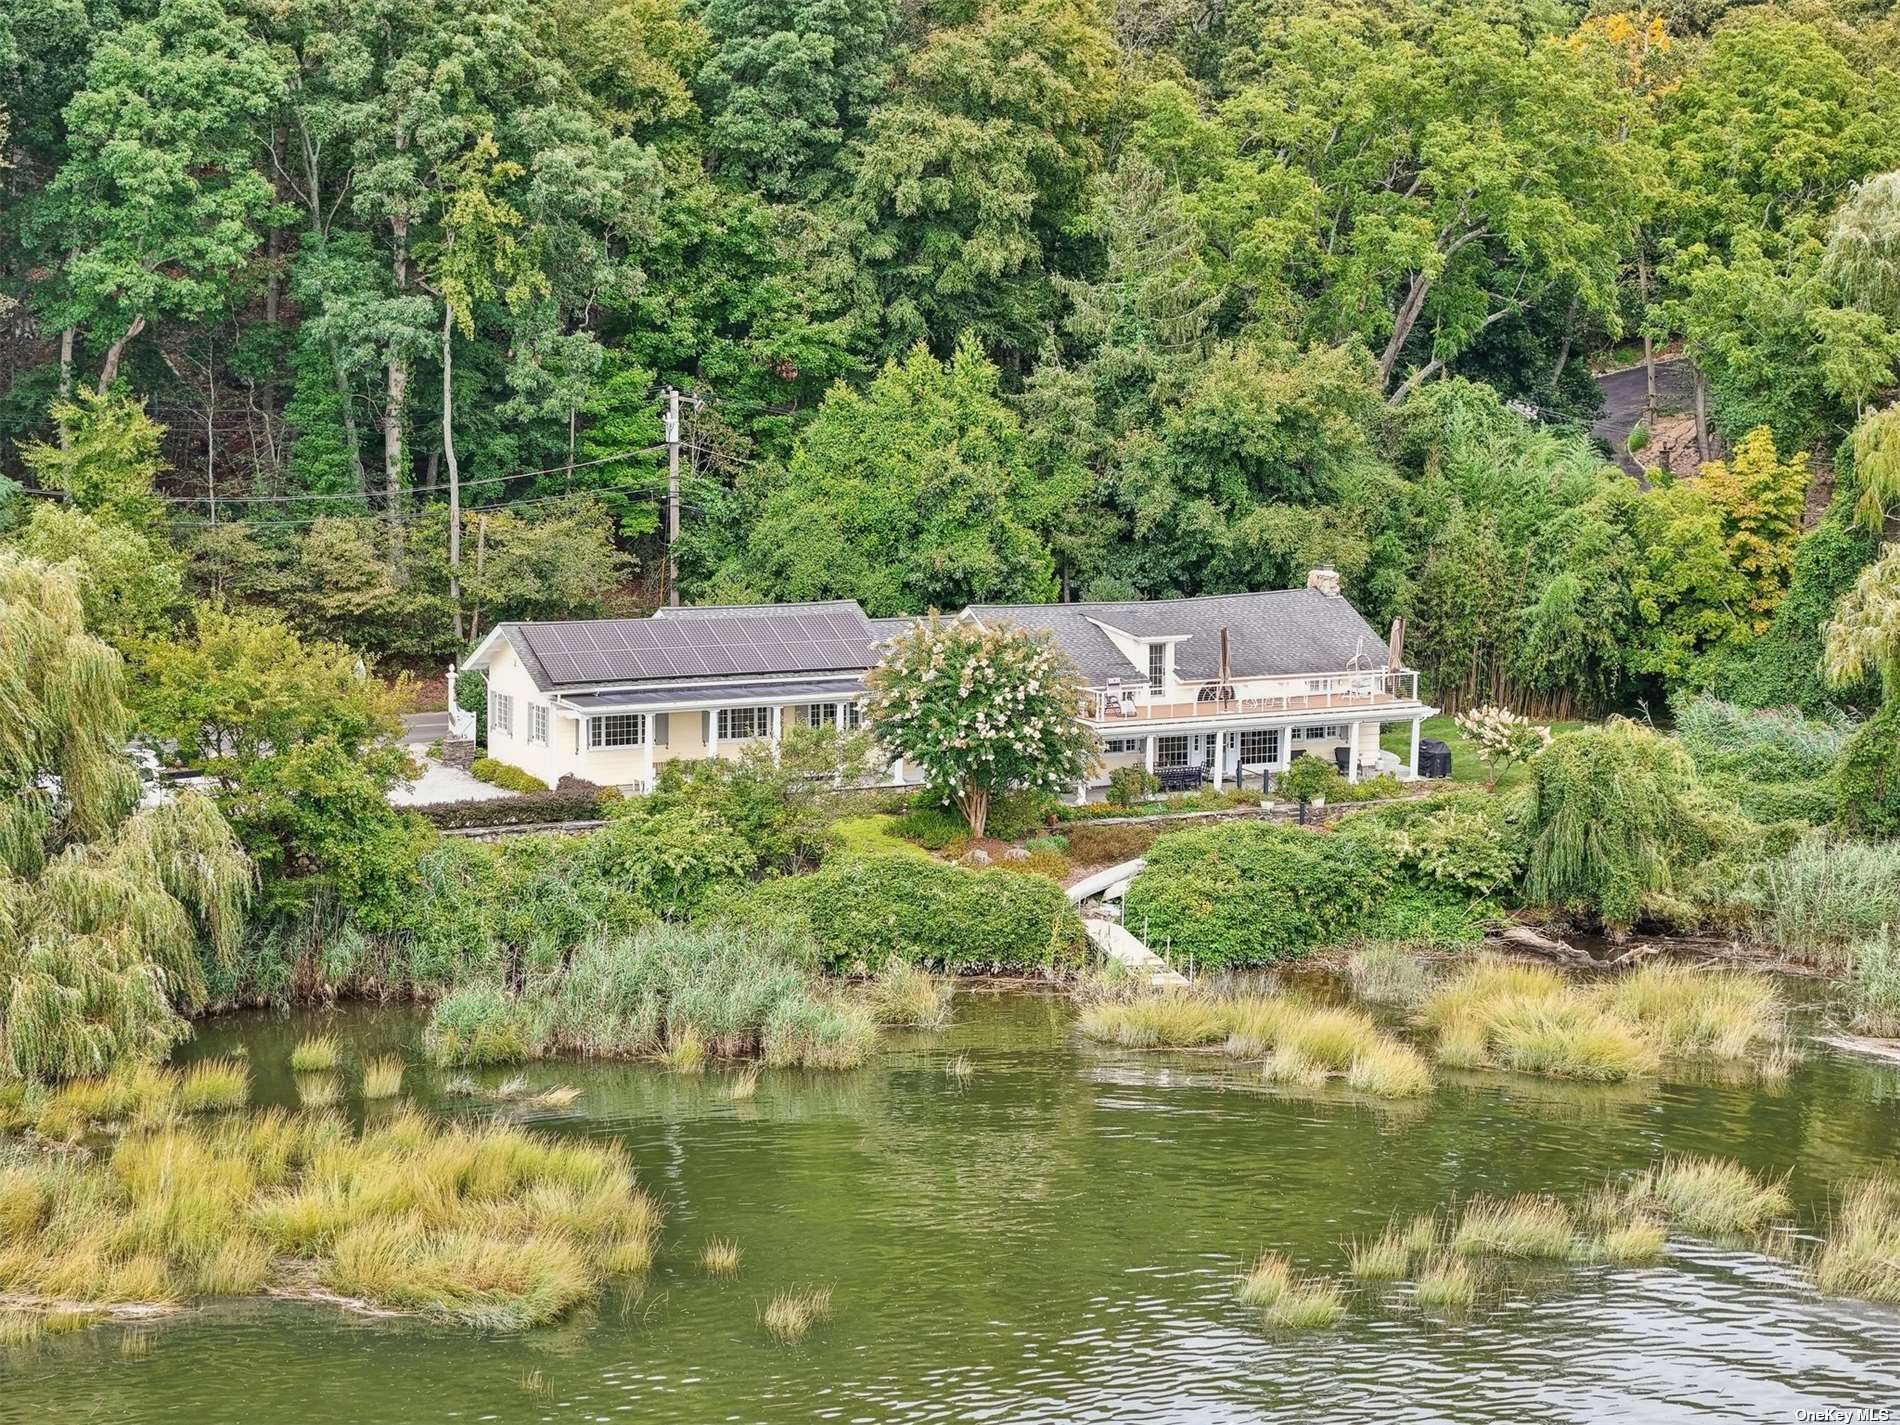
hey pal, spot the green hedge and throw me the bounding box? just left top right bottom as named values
left=419, top=787, right=611, bottom=830
left=733, top=852, right=1089, bottom=973
left=470, top=757, right=549, bottom=793
left=1122, top=821, right=1402, bottom=967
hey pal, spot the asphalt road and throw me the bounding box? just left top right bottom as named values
left=1592, top=356, right=1693, bottom=473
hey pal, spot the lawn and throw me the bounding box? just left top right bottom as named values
left=1381, top=715, right=1589, bottom=790
left=827, top=814, right=933, bottom=858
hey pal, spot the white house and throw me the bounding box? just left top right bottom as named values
left=457, top=570, right=1438, bottom=797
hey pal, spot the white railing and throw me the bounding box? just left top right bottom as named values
left=1085, top=668, right=1419, bottom=723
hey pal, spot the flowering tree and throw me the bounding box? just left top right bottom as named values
left=864, top=618, right=1098, bottom=838
left=1454, top=704, right=1553, bottom=789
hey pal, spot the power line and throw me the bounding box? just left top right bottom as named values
left=160, top=474, right=730, bottom=529
left=144, top=444, right=674, bottom=505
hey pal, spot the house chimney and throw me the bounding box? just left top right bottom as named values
left=1306, top=565, right=1342, bottom=597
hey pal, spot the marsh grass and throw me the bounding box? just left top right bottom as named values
left=761, top=1285, right=833, bottom=1342
left=944, top=1053, right=974, bottom=1080
left=1345, top=1041, right=1434, bottom=1098
left=1344, top=943, right=1433, bottom=1007
left=1260, top=1049, right=1329, bottom=1087
left=0, top=1311, right=42, bottom=1346
left=700, top=1238, right=743, bottom=1275
left=1235, top=1251, right=1293, bottom=1306
left=1076, top=994, right=1229, bottom=1049
left=1596, top=965, right=1787, bottom=1060
left=1400, top=1214, right=1439, bottom=1256
left=1413, top=1255, right=1477, bottom=1308
left=294, top=1073, right=342, bottom=1109
left=0, top=1110, right=662, bottom=1328
left=446, top=1076, right=581, bottom=1111
left=1812, top=1177, right=1900, bottom=1304
left=725, top=1065, right=761, bottom=1101
left=1451, top=1196, right=1575, bottom=1259
left=862, top=963, right=954, bottom=1029
left=1636, top=1157, right=1792, bottom=1236
left=1080, top=990, right=1433, bottom=1099
left=1261, top=1276, right=1346, bottom=1329
left=1595, top=1217, right=1668, bottom=1264
left=1347, top=1229, right=1411, bottom=1280
left=361, top=1056, right=405, bottom=1101
left=289, top=1036, right=341, bottom=1073
left=178, top=1059, right=249, bottom=1114
left=659, top=1029, right=706, bottom=1074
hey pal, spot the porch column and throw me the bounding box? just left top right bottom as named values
left=1145, top=735, right=1156, bottom=773
left=641, top=719, right=656, bottom=791
left=1346, top=721, right=1361, bottom=784
left=1212, top=729, right=1225, bottom=789
left=769, top=705, right=782, bottom=764
left=1408, top=714, right=1422, bottom=781
left=707, top=708, right=720, bottom=761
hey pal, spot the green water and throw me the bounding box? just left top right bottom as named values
left=6, top=990, right=1900, bottom=1424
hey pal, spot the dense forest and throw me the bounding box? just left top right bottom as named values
left=2, top=0, right=1899, bottom=728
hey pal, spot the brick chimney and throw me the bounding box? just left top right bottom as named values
left=1306, top=565, right=1342, bottom=597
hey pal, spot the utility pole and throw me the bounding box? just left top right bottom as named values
left=662, top=387, right=701, bottom=607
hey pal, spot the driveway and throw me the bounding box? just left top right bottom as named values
left=1593, top=357, right=1693, bottom=475
left=390, top=754, right=515, bottom=807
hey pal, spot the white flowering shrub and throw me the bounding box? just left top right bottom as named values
left=1453, top=703, right=1553, bottom=787
left=864, top=617, right=1099, bottom=838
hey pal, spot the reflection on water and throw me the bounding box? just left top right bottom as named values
left=5, top=993, right=1900, bottom=1425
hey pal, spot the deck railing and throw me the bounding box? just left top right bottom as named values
left=1084, top=668, right=1419, bottom=723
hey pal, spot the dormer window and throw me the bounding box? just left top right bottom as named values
left=1147, top=642, right=1166, bottom=692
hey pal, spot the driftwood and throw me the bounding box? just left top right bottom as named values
left=1489, top=924, right=1599, bottom=968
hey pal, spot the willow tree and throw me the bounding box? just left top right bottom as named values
left=1824, top=545, right=1900, bottom=835
left=0, top=553, right=252, bottom=1079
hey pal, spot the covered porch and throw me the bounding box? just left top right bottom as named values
left=1077, top=709, right=1434, bottom=802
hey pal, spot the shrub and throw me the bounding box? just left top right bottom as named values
left=470, top=758, right=549, bottom=794
left=419, top=788, right=608, bottom=831
left=1022, top=834, right=1068, bottom=853
left=1106, top=765, right=1156, bottom=809
left=1122, top=821, right=1398, bottom=967
left=891, top=805, right=971, bottom=851
left=1014, top=849, right=1071, bottom=881
left=735, top=853, right=1089, bottom=973
left=1276, top=756, right=1344, bottom=805
left=1835, top=701, right=1900, bottom=837
left=1063, top=822, right=1157, bottom=866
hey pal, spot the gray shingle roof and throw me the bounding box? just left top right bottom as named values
left=967, top=590, right=1389, bottom=684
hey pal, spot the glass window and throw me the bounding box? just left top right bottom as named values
left=844, top=702, right=863, bottom=730
left=1147, top=643, right=1166, bottom=692
left=528, top=704, right=548, bottom=744
left=1154, top=735, right=1189, bottom=768
left=490, top=691, right=514, bottom=738
left=798, top=703, right=838, bottom=728
left=717, top=706, right=769, bottom=740
left=588, top=713, right=645, bottom=748
left=1238, top=729, right=1281, bottom=763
